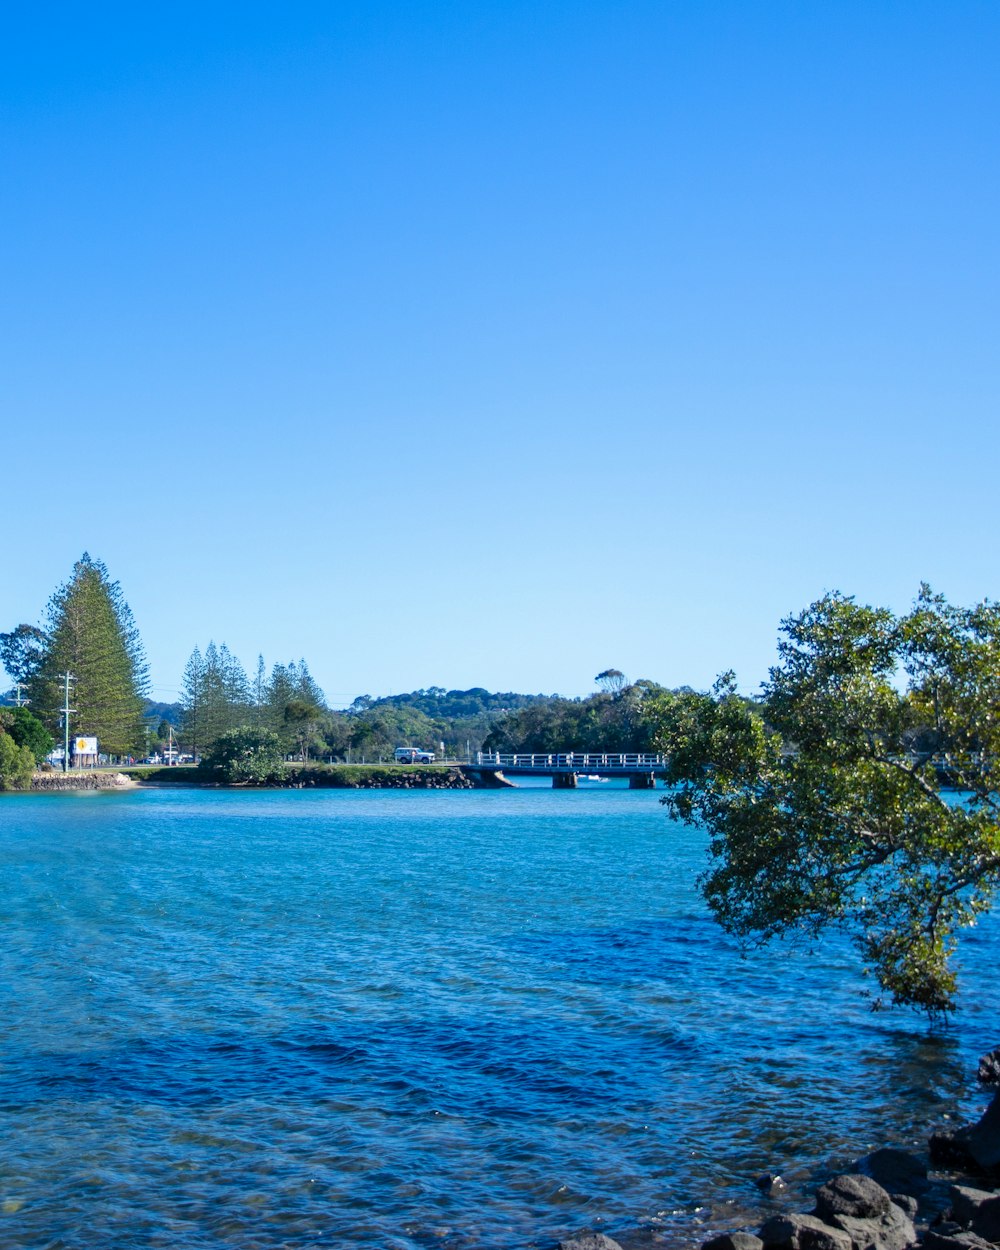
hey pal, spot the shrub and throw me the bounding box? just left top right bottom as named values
left=0, top=731, right=35, bottom=790
left=202, top=726, right=283, bottom=784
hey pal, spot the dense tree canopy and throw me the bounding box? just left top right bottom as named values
left=181, top=647, right=329, bottom=760
left=483, top=678, right=668, bottom=754
left=647, top=587, right=1000, bottom=1017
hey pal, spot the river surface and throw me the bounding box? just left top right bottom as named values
left=1, top=784, right=997, bottom=1250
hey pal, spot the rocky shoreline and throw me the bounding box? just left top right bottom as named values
left=559, top=1050, right=1000, bottom=1250
left=21, top=765, right=487, bottom=791
left=30, top=770, right=134, bottom=791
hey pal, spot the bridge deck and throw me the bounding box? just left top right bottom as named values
left=473, top=751, right=667, bottom=776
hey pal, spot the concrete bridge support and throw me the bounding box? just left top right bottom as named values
left=628, top=772, right=656, bottom=789
left=552, top=772, right=578, bottom=789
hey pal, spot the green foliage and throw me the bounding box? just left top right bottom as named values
left=180, top=642, right=252, bottom=755
left=182, top=649, right=330, bottom=760
left=0, top=716, right=36, bottom=789
left=347, top=688, right=555, bottom=758
left=266, top=660, right=327, bottom=757
left=27, top=554, right=148, bottom=755
left=202, top=725, right=284, bottom=783
left=3, top=706, right=54, bottom=763
left=483, top=678, right=668, bottom=754
left=648, top=587, right=1000, bottom=1018
left=0, top=624, right=47, bottom=687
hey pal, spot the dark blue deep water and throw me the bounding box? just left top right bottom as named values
left=1, top=785, right=997, bottom=1249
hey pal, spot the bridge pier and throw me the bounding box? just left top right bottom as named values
left=553, top=772, right=578, bottom=789
left=628, top=772, right=656, bottom=789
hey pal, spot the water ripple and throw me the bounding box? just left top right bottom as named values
left=0, top=787, right=997, bottom=1249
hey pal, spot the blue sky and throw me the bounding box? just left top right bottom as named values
left=3, top=2, right=998, bottom=707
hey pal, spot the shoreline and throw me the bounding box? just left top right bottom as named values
left=23, top=763, right=502, bottom=791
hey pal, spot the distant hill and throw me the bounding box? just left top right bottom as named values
left=370, top=688, right=555, bottom=718
left=144, top=700, right=184, bottom=725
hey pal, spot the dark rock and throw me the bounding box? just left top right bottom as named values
left=977, top=1049, right=1000, bottom=1089
left=963, top=1092, right=1000, bottom=1174
left=948, top=1185, right=1000, bottom=1241
left=862, top=1150, right=929, bottom=1198
left=934, top=1092, right=1000, bottom=1177
left=757, top=1174, right=789, bottom=1194
left=890, top=1196, right=919, bottom=1221
left=815, top=1176, right=892, bottom=1222
left=558, top=1235, right=624, bottom=1250
left=703, top=1233, right=765, bottom=1250
left=827, top=1204, right=916, bottom=1250
left=921, top=1233, right=995, bottom=1250
left=760, top=1213, right=852, bottom=1250
left=930, top=1133, right=978, bottom=1173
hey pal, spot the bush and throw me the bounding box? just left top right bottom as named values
left=202, top=726, right=284, bottom=784
left=0, top=731, right=35, bottom=790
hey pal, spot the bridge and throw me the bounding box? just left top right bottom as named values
left=470, top=751, right=668, bottom=788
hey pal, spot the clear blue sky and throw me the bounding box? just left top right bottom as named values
left=3, top=2, right=998, bottom=707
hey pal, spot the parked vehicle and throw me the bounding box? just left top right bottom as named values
left=393, top=746, right=435, bottom=764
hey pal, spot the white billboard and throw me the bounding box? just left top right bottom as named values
left=74, top=736, right=98, bottom=755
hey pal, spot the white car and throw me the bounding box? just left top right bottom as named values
left=393, top=747, right=435, bottom=764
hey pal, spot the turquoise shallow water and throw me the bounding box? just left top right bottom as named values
left=0, top=785, right=997, bottom=1249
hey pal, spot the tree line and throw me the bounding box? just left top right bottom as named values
left=2, top=555, right=677, bottom=769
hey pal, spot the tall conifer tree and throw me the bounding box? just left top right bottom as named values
left=29, top=554, right=149, bottom=755
left=181, top=642, right=251, bottom=752
left=180, top=647, right=206, bottom=758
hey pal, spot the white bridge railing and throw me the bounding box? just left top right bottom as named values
left=475, top=751, right=665, bottom=770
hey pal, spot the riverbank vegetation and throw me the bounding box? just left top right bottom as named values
left=646, top=586, right=1000, bottom=1018
left=123, top=761, right=472, bottom=789
left=0, top=707, right=54, bottom=789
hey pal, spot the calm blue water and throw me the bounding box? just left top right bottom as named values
left=1, top=785, right=997, bottom=1250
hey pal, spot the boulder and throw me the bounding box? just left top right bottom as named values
left=759, top=1213, right=853, bottom=1250
left=827, top=1204, right=916, bottom=1250
left=815, top=1176, right=892, bottom=1222
left=861, top=1150, right=929, bottom=1198
left=934, top=1092, right=1000, bottom=1177
left=948, top=1185, right=1000, bottom=1242
left=963, top=1092, right=1000, bottom=1174
left=558, top=1235, right=624, bottom=1250
left=891, top=1196, right=919, bottom=1221
left=921, top=1233, right=995, bottom=1250
left=703, top=1233, right=765, bottom=1250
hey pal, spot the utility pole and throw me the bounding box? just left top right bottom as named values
left=59, top=672, right=75, bottom=773
left=14, top=682, right=27, bottom=707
